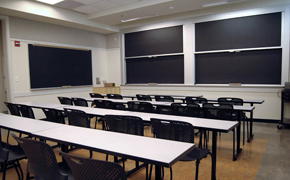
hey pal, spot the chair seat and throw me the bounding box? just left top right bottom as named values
left=1, top=145, right=26, bottom=162
left=180, top=148, right=210, bottom=161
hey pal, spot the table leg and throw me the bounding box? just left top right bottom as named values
left=155, top=165, right=162, bottom=180
left=248, top=103, right=254, bottom=142
left=234, top=111, right=242, bottom=161
left=211, top=131, right=217, bottom=180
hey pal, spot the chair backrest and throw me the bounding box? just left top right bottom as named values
left=17, top=104, right=35, bottom=119
left=185, top=97, right=208, bottom=104
left=59, top=150, right=127, bottom=180
left=4, top=102, right=21, bottom=116
left=127, top=101, right=153, bottom=113
left=72, top=97, right=88, bottom=107
left=155, top=95, right=174, bottom=102
left=64, top=108, right=90, bottom=128
left=105, top=115, right=144, bottom=136
left=218, top=97, right=243, bottom=106
left=203, top=103, right=234, bottom=120
left=12, top=134, right=68, bottom=180
left=92, top=99, right=116, bottom=109
left=58, top=97, right=73, bottom=105
left=151, top=118, right=195, bottom=143
left=107, top=94, right=123, bottom=99
left=171, top=103, right=200, bottom=117
left=136, top=94, right=152, bottom=101
left=42, top=108, right=65, bottom=124
left=89, top=93, right=104, bottom=98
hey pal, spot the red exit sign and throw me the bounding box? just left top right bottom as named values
left=14, top=41, right=20, bottom=47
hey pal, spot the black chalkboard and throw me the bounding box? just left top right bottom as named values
left=28, top=44, right=92, bottom=89
left=126, top=55, right=184, bottom=84
left=125, top=26, right=183, bottom=57
left=195, top=49, right=282, bottom=84
left=195, top=12, right=281, bottom=51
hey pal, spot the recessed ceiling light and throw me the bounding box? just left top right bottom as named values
left=169, top=7, right=174, bottom=10
left=202, top=0, right=229, bottom=7
left=35, top=0, right=64, bottom=5
left=121, top=14, right=158, bottom=23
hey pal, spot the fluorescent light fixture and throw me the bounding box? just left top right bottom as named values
left=202, top=0, right=229, bottom=7
left=35, top=0, right=64, bottom=5
left=122, top=14, right=158, bottom=23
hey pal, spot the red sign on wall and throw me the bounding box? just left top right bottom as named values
left=14, top=41, right=20, bottom=47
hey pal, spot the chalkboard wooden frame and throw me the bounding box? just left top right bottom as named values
left=28, top=44, right=92, bottom=89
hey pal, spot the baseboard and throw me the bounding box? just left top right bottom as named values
left=253, top=118, right=279, bottom=124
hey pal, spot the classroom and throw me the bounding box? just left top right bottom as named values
left=0, top=0, right=290, bottom=179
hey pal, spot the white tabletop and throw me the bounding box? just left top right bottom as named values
left=126, top=111, right=238, bottom=133
left=0, top=113, right=66, bottom=134
left=59, top=105, right=133, bottom=116
left=17, top=102, right=70, bottom=109
left=149, top=94, right=203, bottom=98
left=79, top=97, right=172, bottom=106
left=33, top=125, right=195, bottom=167
left=206, top=98, right=264, bottom=104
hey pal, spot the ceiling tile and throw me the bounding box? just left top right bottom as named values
left=55, top=1, right=84, bottom=9
left=107, top=0, right=139, bottom=6
left=73, top=5, right=102, bottom=14
left=73, top=0, right=103, bottom=5
left=91, top=1, right=119, bottom=10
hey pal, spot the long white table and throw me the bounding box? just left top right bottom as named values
left=17, top=102, right=70, bottom=109
left=77, top=97, right=172, bottom=106
left=0, top=113, right=195, bottom=180
left=56, top=106, right=237, bottom=179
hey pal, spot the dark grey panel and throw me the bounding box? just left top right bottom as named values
left=195, top=12, right=281, bottom=51
left=195, top=49, right=282, bottom=84
left=125, top=26, right=183, bottom=57
left=126, top=55, right=184, bottom=84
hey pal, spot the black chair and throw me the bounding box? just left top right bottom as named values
left=89, top=93, right=104, bottom=98
left=105, top=115, right=147, bottom=176
left=17, top=105, right=35, bottom=119
left=91, top=100, right=117, bottom=129
left=4, top=102, right=21, bottom=116
left=0, top=139, right=26, bottom=180
left=203, top=103, right=236, bottom=160
left=107, top=94, right=125, bottom=110
left=185, top=97, right=208, bottom=104
left=64, top=108, right=92, bottom=158
left=136, top=94, right=152, bottom=101
left=71, top=97, right=88, bottom=107
left=59, top=150, right=127, bottom=180
left=171, top=103, right=200, bottom=117
left=127, top=101, right=153, bottom=113
left=151, top=118, right=213, bottom=180
left=57, top=97, right=73, bottom=105
left=42, top=108, right=65, bottom=124
left=107, top=94, right=123, bottom=99
left=4, top=102, right=21, bottom=143
left=12, top=134, right=70, bottom=180
left=155, top=95, right=174, bottom=102
left=218, top=97, right=248, bottom=145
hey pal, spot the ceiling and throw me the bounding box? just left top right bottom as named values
left=0, top=0, right=289, bottom=34
left=43, top=0, right=251, bottom=26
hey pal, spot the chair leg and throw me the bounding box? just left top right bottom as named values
left=243, top=120, right=245, bottom=145
left=148, top=164, right=153, bottom=180
left=6, top=130, right=10, bottom=144
left=26, top=172, right=30, bottom=180
left=2, top=161, right=7, bottom=180
left=16, top=160, right=23, bottom=180
left=170, top=166, right=173, bottom=180
left=195, top=160, right=200, bottom=180
left=89, top=150, right=93, bottom=158
left=13, top=162, right=21, bottom=180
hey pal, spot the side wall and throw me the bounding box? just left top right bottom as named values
left=8, top=17, right=113, bottom=118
